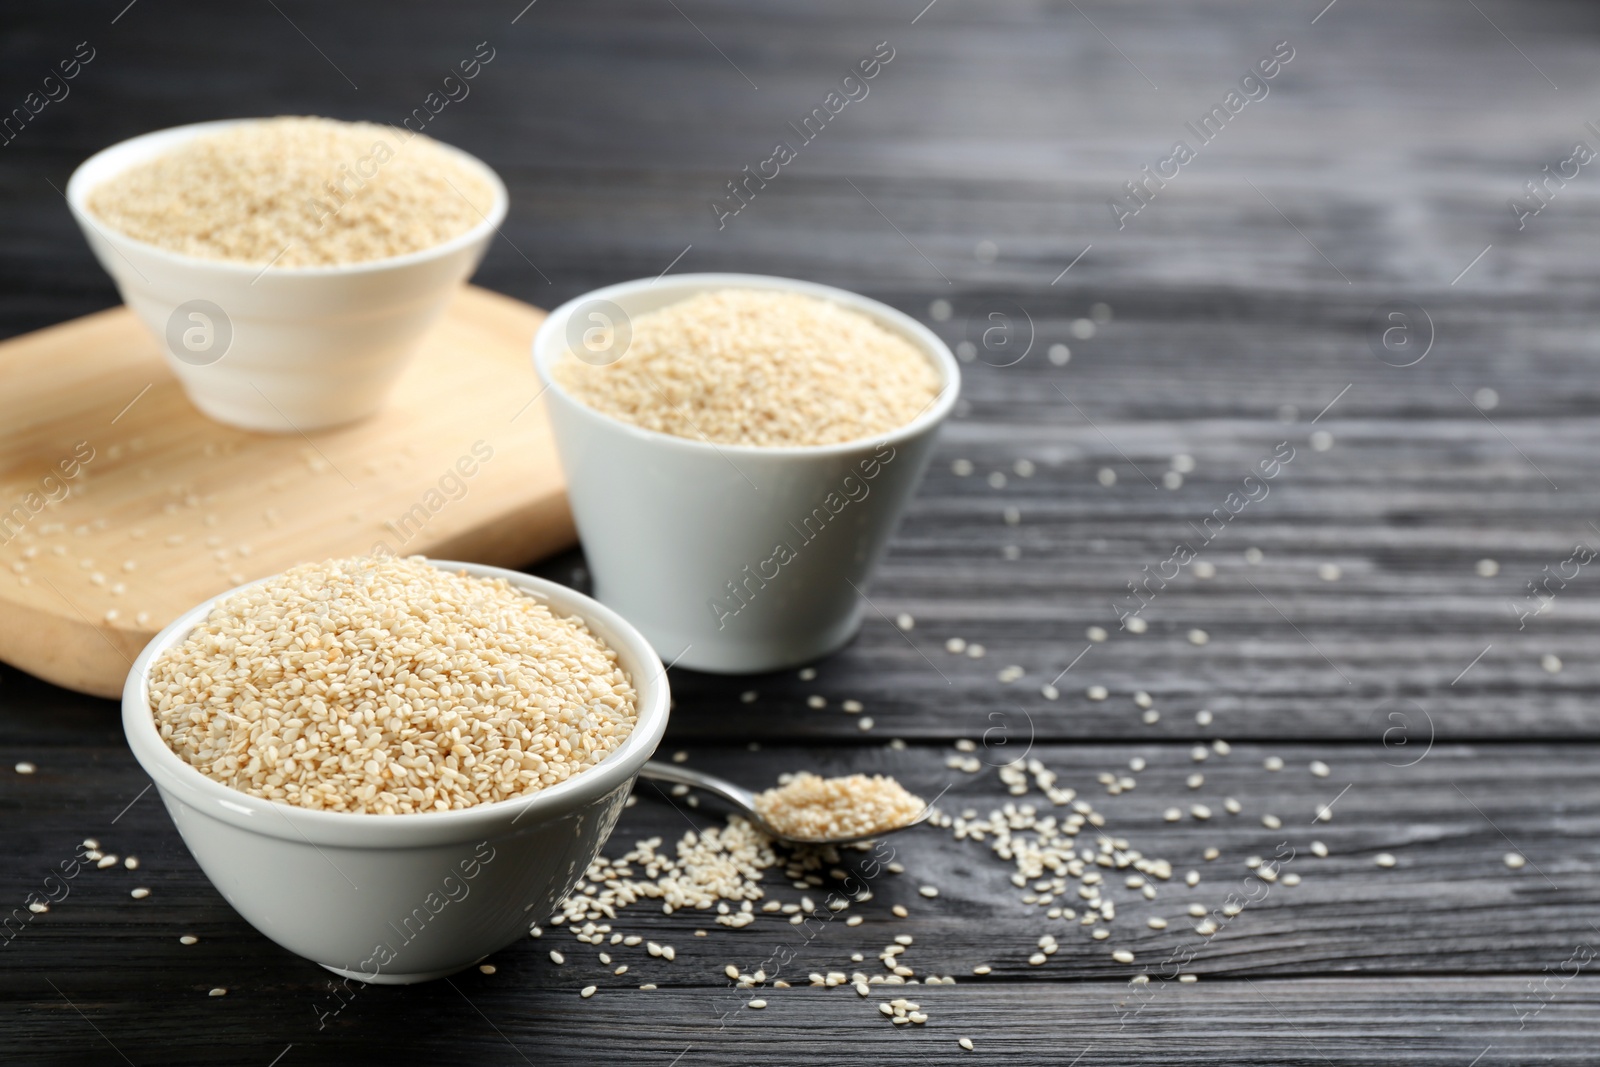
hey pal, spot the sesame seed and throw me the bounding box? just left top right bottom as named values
left=1261, top=814, right=1282, bottom=829
left=1178, top=973, right=1198, bottom=983
left=858, top=717, right=875, bottom=732
left=1126, top=616, right=1148, bottom=634
left=959, top=1038, right=975, bottom=1051
left=1315, top=805, right=1334, bottom=822
left=1541, top=654, right=1562, bottom=674
left=97, top=855, right=119, bottom=869
left=550, top=950, right=565, bottom=965
left=1310, top=840, right=1328, bottom=857
left=1188, top=904, right=1207, bottom=918
left=1223, top=797, right=1242, bottom=815
left=740, top=690, right=759, bottom=703
left=1203, top=847, right=1220, bottom=861
left=1112, top=949, right=1134, bottom=964
left=748, top=999, right=767, bottom=1009
left=1087, top=626, right=1108, bottom=642
left=1147, top=917, right=1168, bottom=929
left=1186, top=773, right=1204, bottom=789
left=179, top=936, right=198, bottom=945
left=581, top=985, right=597, bottom=998
left=479, top=964, right=496, bottom=975
left=1193, top=561, right=1216, bottom=579
left=892, top=905, right=909, bottom=918
left=966, top=644, right=986, bottom=658
left=124, top=857, right=139, bottom=870
left=1086, top=686, right=1108, bottom=701
left=1133, top=691, right=1153, bottom=709
left=847, top=916, right=863, bottom=926
left=1264, top=756, right=1284, bottom=771
left=131, top=888, right=150, bottom=900
left=1475, top=559, right=1499, bottom=577
left=14, top=762, right=35, bottom=775
left=1097, top=467, right=1117, bottom=487
left=1187, top=629, right=1209, bottom=646
left=1195, top=709, right=1213, bottom=726
left=843, top=699, right=863, bottom=713
left=1028, top=953, right=1046, bottom=966
left=1504, top=853, right=1526, bottom=869
left=1141, top=710, right=1160, bottom=725
left=895, top=613, right=915, bottom=631
left=1163, top=807, right=1182, bottom=822
left=209, top=988, right=227, bottom=997
left=1190, top=805, right=1212, bottom=821
left=1317, top=563, right=1342, bottom=581
left=973, top=965, right=991, bottom=975
left=1309, top=760, right=1331, bottom=778
left=28, top=902, right=48, bottom=914
left=919, top=886, right=939, bottom=898
left=1190, top=746, right=1208, bottom=762
left=639, top=983, right=657, bottom=990
left=1375, top=853, right=1397, bottom=868
left=1281, top=873, right=1301, bottom=886
left=806, top=695, right=826, bottom=709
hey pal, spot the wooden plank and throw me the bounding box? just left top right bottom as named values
left=0, top=286, right=572, bottom=698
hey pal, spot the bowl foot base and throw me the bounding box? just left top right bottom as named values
left=320, top=958, right=485, bottom=985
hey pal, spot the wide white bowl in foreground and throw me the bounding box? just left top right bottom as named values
left=68, top=119, right=508, bottom=431
left=122, top=560, right=668, bottom=984
left=533, top=273, right=960, bottom=674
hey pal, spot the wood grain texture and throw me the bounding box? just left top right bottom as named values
left=0, top=286, right=571, bottom=697
left=2, top=0, right=1598, bottom=1063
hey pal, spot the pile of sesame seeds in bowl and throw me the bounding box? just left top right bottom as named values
left=86, top=116, right=497, bottom=268
left=551, top=288, right=942, bottom=448
left=146, top=555, right=637, bottom=814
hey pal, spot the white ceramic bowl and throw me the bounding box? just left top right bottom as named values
left=532, top=273, right=960, bottom=674
left=67, top=119, right=508, bottom=431
left=122, top=560, right=668, bottom=984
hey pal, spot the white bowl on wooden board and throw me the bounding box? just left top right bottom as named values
left=65, top=119, right=508, bottom=432
left=122, top=560, right=669, bottom=984
left=532, top=273, right=960, bottom=674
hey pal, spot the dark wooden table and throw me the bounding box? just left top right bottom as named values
left=4, top=0, right=1599, bottom=1062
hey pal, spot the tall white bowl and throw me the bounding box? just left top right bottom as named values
left=532, top=273, right=960, bottom=674
left=67, top=119, right=508, bottom=431
left=122, top=560, right=669, bottom=984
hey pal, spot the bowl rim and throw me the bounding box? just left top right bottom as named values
left=121, top=558, right=669, bottom=849
left=530, top=272, right=962, bottom=459
left=66, top=117, right=510, bottom=277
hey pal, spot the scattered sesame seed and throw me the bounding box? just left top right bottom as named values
left=550, top=950, right=565, bottom=965
left=1097, top=467, right=1117, bottom=487
left=28, top=902, right=48, bottom=914
left=209, top=988, right=227, bottom=997
left=1244, top=547, right=1264, bottom=564
left=847, top=916, right=863, bottom=926
left=740, top=690, right=758, bottom=703
left=14, top=762, right=35, bottom=775
left=1187, top=628, right=1209, bottom=646
left=1375, top=853, right=1397, bottom=868
left=1147, top=917, right=1168, bottom=929
left=1133, top=691, right=1153, bottom=709
left=1310, top=841, right=1328, bottom=857
left=959, top=1037, right=975, bottom=1051
left=1309, top=760, right=1331, bottom=778
left=1087, top=685, right=1108, bottom=701
left=1163, top=807, right=1182, bottom=822
left=1040, top=684, right=1060, bottom=700
left=1190, top=745, right=1208, bottom=763
left=1126, top=617, right=1148, bottom=635
left=1212, top=739, right=1230, bottom=755
left=1504, top=852, right=1526, bottom=870
left=858, top=717, right=875, bottom=732
left=806, top=695, right=826, bottom=709
left=1193, top=561, right=1216, bottom=579
left=1195, top=709, right=1213, bottom=726
left=1112, top=949, right=1135, bottom=963
left=581, top=985, right=597, bottom=998
left=1203, top=848, right=1220, bottom=861
left=918, top=886, right=939, bottom=899
left=1264, top=756, right=1284, bottom=771
left=1223, top=798, right=1242, bottom=815
left=124, top=857, right=139, bottom=870
left=131, top=888, right=150, bottom=899
left=892, top=905, right=909, bottom=918
left=479, top=964, right=496, bottom=975
left=1186, top=773, right=1204, bottom=789
left=799, top=667, right=817, bottom=681
left=1281, top=873, right=1301, bottom=886
left=1129, top=757, right=1146, bottom=772
left=97, top=855, right=119, bottom=869
left=1310, top=430, right=1334, bottom=452
left=1178, top=973, right=1198, bottom=983
left=1317, top=563, right=1342, bottom=582
left=1141, top=710, right=1160, bottom=724
left=966, top=643, right=986, bottom=658
left=1315, top=805, right=1334, bottom=822
left=843, top=700, right=863, bottom=713
left=952, top=459, right=973, bottom=477
left=1541, top=654, right=1562, bottom=674
left=895, top=613, right=915, bottom=631
left=1261, top=814, right=1282, bottom=829
left=1087, top=626, right=1108, bottom=643
left=748, top=999, right=767, bottom=1009
left=180, top=936, right=198, bottom=945
left=1475, top=559, right=1499, bottom=578
left=945, top=637, right=967, bottom=653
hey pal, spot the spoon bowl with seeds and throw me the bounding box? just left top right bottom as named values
left=638, top=762, right=933, bottom=846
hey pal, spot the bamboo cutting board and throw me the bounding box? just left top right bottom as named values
left=0, top=285, right=573, bottom=698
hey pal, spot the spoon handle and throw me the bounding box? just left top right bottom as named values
left=638, top=760, right=761, bottom=815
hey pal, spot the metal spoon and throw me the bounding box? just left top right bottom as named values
left=637, top=760, right=933, bottom=847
